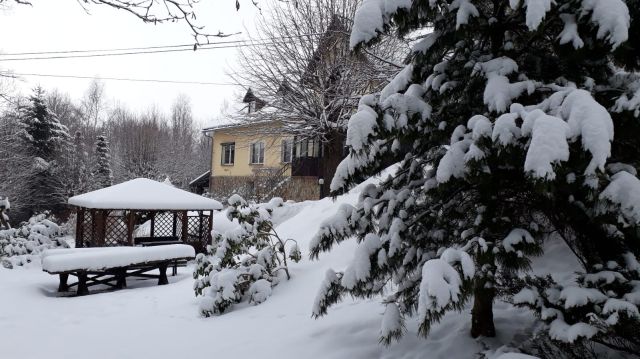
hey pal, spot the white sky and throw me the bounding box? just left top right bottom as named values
left=0, top=0, right=262, bottom=126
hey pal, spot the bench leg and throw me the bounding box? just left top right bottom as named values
left=58, top=273, right=69, bottom=292
left=77, top=272, right=89, bottom=296
left=158, top=264, right=168, bottom=285
left=115, top=269, right=127, bottom=289
left=172, top=261, right=177, bottom=276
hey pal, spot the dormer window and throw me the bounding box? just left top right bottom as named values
left=248, top=101, right=256, bottom=114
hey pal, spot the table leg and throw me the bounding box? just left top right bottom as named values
left=115, top=269, right=127, bottom=289
left=77, top=272, right=89, bottom=296
left=58, top=273, right=69, bottom=292
left=158, top=264, right=168, bottom=285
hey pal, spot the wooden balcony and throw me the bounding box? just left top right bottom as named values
left=291, top=157, right=321, bottom=177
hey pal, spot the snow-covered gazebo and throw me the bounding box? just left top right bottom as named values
left=69, top=178, right=223, bottom=253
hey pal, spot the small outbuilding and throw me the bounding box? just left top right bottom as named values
left=69, top=178, right=223, bottom=253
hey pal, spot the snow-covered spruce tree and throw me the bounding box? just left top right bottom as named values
left=193, top=196, right=301, bottom=316
left=310, top=0, right=640, bottom=353
left=92, top=134, right=113, bottom=190
left=19, top=87, right=70, bottom=215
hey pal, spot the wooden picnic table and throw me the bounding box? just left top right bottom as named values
left=42, top=244, right=195, bottom=296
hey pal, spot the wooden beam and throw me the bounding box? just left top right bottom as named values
left=198, top=210, right=203, bottom=243
left=76, top=208, right=84, bottom=248
left=89, top=209, right=96, bottom=247
left=172, top=212, right=178, bottom=237
left=95, top=210, right=106, bottom=247
left=150, top=211, right=156, bottom=238
left=208, top=210, right=214, bottom=246
left=181, top=211, right=188, bottom=242
left=127, top=211, right=135, bottom=246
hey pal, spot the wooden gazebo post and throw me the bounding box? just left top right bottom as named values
left=76, top=208, right=85, bottom=248
left=150, top=211, right=156, bottom=238
left=126, top=211, right=136, bottom=246
left=172, top=212, right=178, bottom=238
left=95, top=210, right=107, bottom=246
left=181, top=210, right=188, bottom=243
left=208, top=210, right=214, bottom=245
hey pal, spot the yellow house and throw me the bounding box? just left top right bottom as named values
left=203, top=98, right=327, bottom=202
left=210, top=121, right=294, bottom=178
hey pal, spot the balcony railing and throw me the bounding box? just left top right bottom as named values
left=291, top=157, right=320, bottom=177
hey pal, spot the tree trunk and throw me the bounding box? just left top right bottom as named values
left=470, top=282, right=496, bottom=338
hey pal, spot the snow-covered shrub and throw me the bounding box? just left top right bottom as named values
left=0, top=212, right=69, bottom=268
left=0, top=196, right=10, bottom=229
left=193, top=196, right=300, bottom=316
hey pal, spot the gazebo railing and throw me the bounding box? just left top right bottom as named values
left=76, top=209, right=213, bottom=253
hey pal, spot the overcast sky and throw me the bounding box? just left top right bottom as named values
left=0, top=0, right=262, bottom=126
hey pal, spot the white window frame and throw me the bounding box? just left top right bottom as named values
left=249, top=141, right=265, bottom=165
left=221, top=142, right=235, bottom=166
left=281, top=139, right=293, bottom=163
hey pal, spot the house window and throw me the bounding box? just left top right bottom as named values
left=281, top=139, right=293, bottom=163
left=221, top=143, right=235, bottom=165
left=296, top=139, right=320, bottom=158
left=250, top=142, right=265, bottom=164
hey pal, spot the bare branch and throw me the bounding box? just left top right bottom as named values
left=3, top=0, right=238, bottom=43
left=226, top=0, right=407, bottom=142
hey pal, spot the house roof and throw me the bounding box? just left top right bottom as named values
left=202, top=88, right=275, bottom=132
left=189, top=170, right=211, bottom=186
left=68, top=178, right=223, bottom=210
left=202, top=118, right=278, bottom=132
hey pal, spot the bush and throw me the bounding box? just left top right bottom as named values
left=193, top=195, right=301, bottom=316
left=0, top=212, right=69, bottom=268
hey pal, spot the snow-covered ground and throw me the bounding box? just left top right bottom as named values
left=0, top=175, right=576, bottom=359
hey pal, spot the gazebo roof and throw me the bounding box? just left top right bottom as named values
left=68, top=178, right=223, bottom=210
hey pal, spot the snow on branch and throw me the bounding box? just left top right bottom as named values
left=599, top=171, right=640, bottom=225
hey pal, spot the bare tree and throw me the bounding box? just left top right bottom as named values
left=228, top=0, right=406, bottom=141
left=157, top=94, right=208, bottom=189
left=46, top=90, right=84, bottom=132
left=81, top=79, right=106, bottom=131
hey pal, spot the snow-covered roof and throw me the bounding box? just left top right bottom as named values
left=68, top=178, right=223, bottom=210
left=202, top=117, right=277, bottom=132
left=189, top=170, right=211, bottom=186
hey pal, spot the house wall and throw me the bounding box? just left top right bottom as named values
left=210, top=175, right=320, bottom=202
left=210, top=123, right=293, bottom=178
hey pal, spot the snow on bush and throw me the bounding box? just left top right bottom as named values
left=193, top=196, right=301, bottom=316
left=0, top=212, right=69, bottom=268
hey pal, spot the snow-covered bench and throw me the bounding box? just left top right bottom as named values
left=42, top=244, right=195, bottom=296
